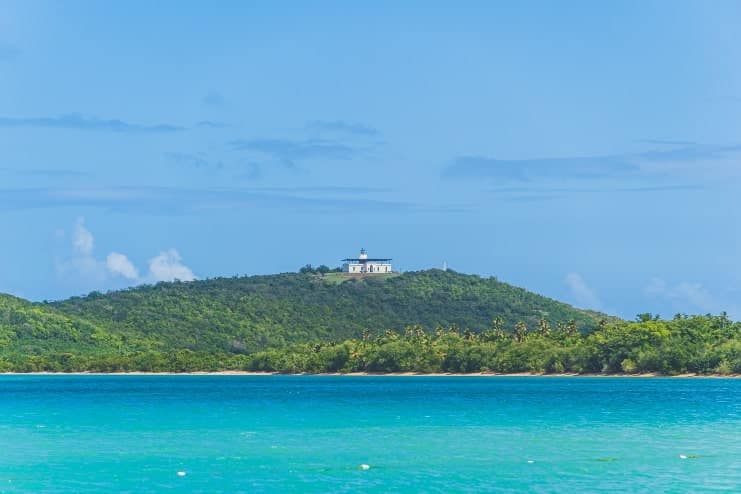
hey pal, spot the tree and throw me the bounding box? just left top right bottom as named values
left=565, top=320, right=578, bottom=337
left=537, top=318, right=551, bottom=337
left=513, top=321, right=528, bottom=343
left=489, top=317, right=507, bottom=340
left=636, top=313, right=660, bottom=322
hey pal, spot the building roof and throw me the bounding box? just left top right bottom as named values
left=342, top=258, right=392, bottom=262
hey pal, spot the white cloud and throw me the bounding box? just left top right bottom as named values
left=56, top=218, right=196, bottom=288
left=73, top=217, right=94, bottom=255
left=57, top=253, right=107, bottom=281
left=147, top=249, right=196, bottom=282
left=670, top=282, right=717, bottom=312
left=56, top=218, right=106, bottom=280
left=644, top=277, right=667, bottom=295
left=106, top=252, right=139, bottom=280
left=644, top=277, right=739, bottom=318
left=565, top=272, right=603, bottom=310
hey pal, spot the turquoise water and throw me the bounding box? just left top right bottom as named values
left=0, top=376, right=739, bottom=493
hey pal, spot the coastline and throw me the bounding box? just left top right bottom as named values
left=2, top=371, right=739, bottom=378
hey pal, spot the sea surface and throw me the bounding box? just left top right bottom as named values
left=0, top=376, right=739, bottom=493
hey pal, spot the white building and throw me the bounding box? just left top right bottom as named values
left=342, top=248, right=393, bottom=274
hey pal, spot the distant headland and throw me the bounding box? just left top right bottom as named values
left=0, top=268, right=738, bottom=375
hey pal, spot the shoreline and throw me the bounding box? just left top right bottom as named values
left=2, top=371, right=738, bottom=378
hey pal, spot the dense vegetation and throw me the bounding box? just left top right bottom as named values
left=245, top=314, right=741, bottom=375
left=48, top=270, right=605, bottom=353
left=1, top=294, right=118, bottom=355
left=0, top=271, right=738, bottom=374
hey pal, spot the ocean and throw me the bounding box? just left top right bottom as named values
left=0, top=376, right=738, bottom=493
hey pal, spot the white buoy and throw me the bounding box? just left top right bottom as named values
left=679, top=455, right=688, bottom=460
left=359, top=464, right=371, bottom=470
left=177, top=471, right=187, bottom=477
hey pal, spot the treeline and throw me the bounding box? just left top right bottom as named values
left=298, top=264, right=342, bottom=274
left=2, top=314, right=738, bottom=375
left=245, top=314, right=740, bottom=375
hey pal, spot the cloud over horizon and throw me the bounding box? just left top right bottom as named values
left=55, top=218, right=195, bottom=287
left=166, top=152, right=224, bottom=170
left=306, top=120, right=380, bottom=137
left=201, top=90, right=225, bottom=107
left=0, top=114, right=185, bottom=133
left=148, top=249, right=196, bottom=282
left=230, top=138, right=359, bottom=168
left=73, top=218, right=94, bottom=256
left=565, top=272, right=603, bottom=311
left=0, top=186, right=414, bottom=215
left=443, top=143, right=741, bottom=183
left=106, top=252, right=140, bottom=280
left=644, top=277, right=739, bottom=318
left=56, top=218, right=109, bottom=282
left=445, top=155, right=639, bottom=182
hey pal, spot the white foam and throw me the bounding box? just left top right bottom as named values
left=679, top=455, right=688, bottom=460
left=177, top=471, right=187, bottom=477
left=527, top=460, right=535, bottom=464
left=359, top=464, right=371, bottom=470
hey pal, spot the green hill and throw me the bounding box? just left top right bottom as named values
left=0, top=293, right=108, bottom=352
left=0, top=293, right=133, bottom=370
left=1, top=270, right=738, bottom=375
left=48, top=270, right=608, bottom=354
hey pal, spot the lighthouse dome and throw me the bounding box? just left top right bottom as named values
left=359, top=248, right=368, bottom=260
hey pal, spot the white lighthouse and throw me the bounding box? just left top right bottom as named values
left=342, top=248, right=392, bottom=274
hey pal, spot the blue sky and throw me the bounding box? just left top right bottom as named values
left=1, top=0, right=740, bottom=319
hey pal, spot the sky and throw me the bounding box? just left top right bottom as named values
left=0, top=0, right=740, bottom=319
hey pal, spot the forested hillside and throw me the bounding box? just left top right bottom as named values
left=49, top=270, right=606, bottom=353
left=1, top=270, right=737, bottom=374
left=0, top=293, right=123, bottom=366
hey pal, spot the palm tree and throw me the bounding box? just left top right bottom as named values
left=537, top=318, right=551, bottom=337
left=513, top=321, right=528, bottom=343
left=566, top=320, right=578, bottom=337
